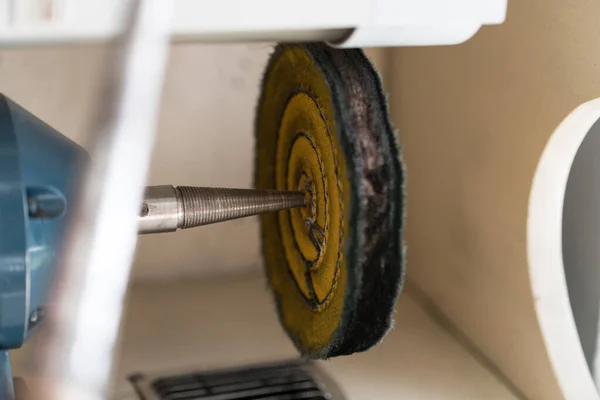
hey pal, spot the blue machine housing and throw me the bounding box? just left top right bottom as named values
left=0, top=94, right=87, bottom=397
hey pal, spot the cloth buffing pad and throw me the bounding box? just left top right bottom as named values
left=255, top=43, right=405, bottom=358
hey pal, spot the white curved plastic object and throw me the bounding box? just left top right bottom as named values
left=528, top=99, right=600, bottom=400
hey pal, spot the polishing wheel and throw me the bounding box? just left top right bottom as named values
left=255, top=43, right=405, bottom=358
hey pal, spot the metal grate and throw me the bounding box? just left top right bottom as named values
left=130, top=360, right=345, bottom=400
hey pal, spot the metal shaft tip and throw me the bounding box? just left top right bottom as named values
left=138, top=185, right=306, bottom=234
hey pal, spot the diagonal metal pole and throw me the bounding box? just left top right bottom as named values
left=32, top=1, right=172, bottom=399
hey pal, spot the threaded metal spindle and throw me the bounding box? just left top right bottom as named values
left=138, top=185, right=306, bottom=234
left=176, top=186, right=306, bottom=228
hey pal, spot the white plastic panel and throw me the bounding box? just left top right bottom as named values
left=0, top=0, right=507, bottom=47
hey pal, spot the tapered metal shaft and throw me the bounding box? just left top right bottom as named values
left=138, top=185, right=306, bottom=234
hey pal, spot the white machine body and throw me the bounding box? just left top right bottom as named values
left=0, top=0, right=507, bottom=47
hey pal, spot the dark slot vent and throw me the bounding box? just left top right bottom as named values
left=144, top=361, right=337, bottom=400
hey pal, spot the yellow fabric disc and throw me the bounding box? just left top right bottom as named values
left=255, top=43, right=405, bottom=358
left=256, top=45, right=350, bottom=355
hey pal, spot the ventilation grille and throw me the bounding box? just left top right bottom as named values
left=130, top=360, right=344, bottom=400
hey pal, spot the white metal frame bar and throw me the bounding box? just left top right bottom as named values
left=32, top=1, right=172, bottom=399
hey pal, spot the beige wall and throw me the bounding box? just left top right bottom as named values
left=1, top=14, right=590, bottom=396
left=390, top=0, right=600, bottom=399
left=2, top=10, right=594, bottom=398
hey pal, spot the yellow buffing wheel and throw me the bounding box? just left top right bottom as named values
left=255, top=43, right=405, bottom=358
